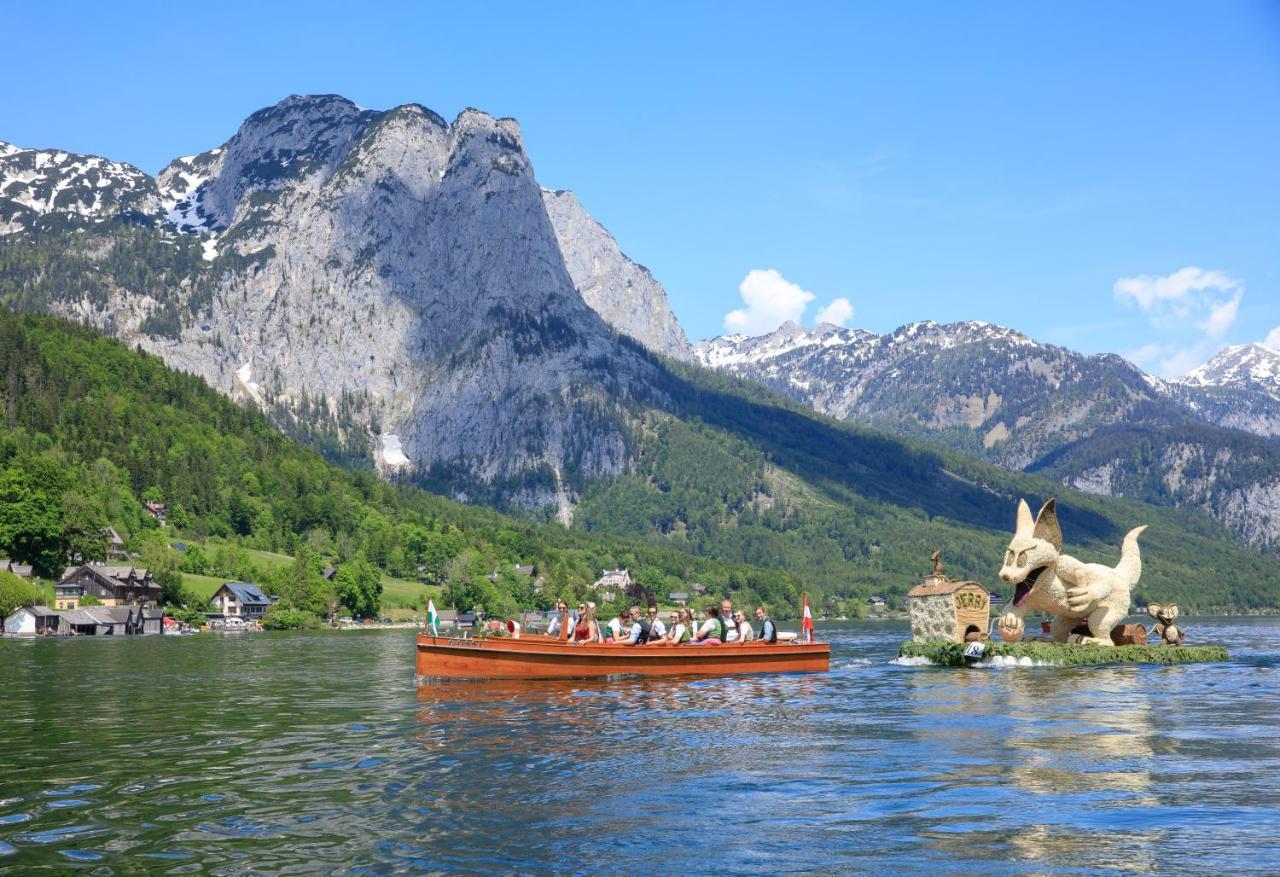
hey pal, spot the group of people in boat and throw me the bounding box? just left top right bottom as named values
left=547, top=598, right=778, bottom=646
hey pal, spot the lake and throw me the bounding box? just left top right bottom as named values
left=2, top=618, right=1278, bottom=874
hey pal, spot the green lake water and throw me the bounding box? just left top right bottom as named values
left=1, top=617, right=1278, bottom=874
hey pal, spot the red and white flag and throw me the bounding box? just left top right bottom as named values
left=802, top=593, right=814, bottom=643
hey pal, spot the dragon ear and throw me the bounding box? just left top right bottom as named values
left=1015, top=499, right=1034, bottom=536
left=1146, top=603, right=1163, bottom=619
left=1034, top=498, right=1063, bottom=550
left=1167, top=604, right=1179, bottom=620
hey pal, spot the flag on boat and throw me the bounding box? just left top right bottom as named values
left=802, top=594, right=814, bottom=643
left=427, top=598, right=440, bottom=635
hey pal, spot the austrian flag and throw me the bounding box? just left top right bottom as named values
left=802, top=593, right=814, bottom=643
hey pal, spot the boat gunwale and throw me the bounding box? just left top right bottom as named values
left=416, top=632, right=829, bottom=660
left=414, top=632, right=829, bottom=679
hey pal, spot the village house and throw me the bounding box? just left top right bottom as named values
left=105, top=527, right=129, bottom=562
left=209, top=582, right=273, bottom=621
left=3, top=605, right=61, bottom=636
left=143, top=501, right=166, bottom=523
left=669, top=591, right=690, bottom=606
left=55, top=565, right=161, bottom=610
left=0, top=560, right=34, bottom=578
left=868, top=595, right=887, bottom=608
left=592, top=568, right=631, bottom=593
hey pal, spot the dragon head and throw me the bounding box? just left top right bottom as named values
left=999, top=498, right=1062, bottom=609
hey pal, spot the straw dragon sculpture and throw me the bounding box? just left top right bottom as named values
left=996, top=498, right=1146, bottom=645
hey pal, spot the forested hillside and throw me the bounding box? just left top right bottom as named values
left=2, top=311, right=1277, bottom=615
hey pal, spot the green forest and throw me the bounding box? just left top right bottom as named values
left=1, top=310, right=1277, bottom=626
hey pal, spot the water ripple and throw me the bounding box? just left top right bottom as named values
left=1, top=619, right=1278, bottom=872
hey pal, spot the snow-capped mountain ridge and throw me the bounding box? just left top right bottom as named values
left=0, top=141, right=162, bottom=234
left=697, top=320, right=1280, bottom=551
left=1181, top=342, right=1280, bottom=399
left=0, top=94, right=692, bottom=517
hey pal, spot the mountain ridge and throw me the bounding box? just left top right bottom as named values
left=696, top=320, right=1280, bottom=550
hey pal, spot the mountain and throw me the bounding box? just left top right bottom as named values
left=1182, top=343, right=1280, bottom=399
left=696, top=321, right=1280, bottom=551
left=541, top=188, right=691, bottom=360
left=3, top=94, right=1279, bottom=600
left=0, top=141, right=161, bottom=234
left=0, top=95, right=693, bottom=519
left=4, top=309, right=1277, bottom=612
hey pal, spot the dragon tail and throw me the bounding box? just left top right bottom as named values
left=1116, top=525, right=1147, bottom=587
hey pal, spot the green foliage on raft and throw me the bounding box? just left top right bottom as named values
left=898, top=639, right=1229, bottom=667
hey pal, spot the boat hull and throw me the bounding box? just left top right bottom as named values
left=415, top=633, right=829, bottom=680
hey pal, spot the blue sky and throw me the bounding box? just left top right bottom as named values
left=3, top=1, right=1278, bottom=374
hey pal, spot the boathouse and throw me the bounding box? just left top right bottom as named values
left=3, top=605, right=61, bottom=636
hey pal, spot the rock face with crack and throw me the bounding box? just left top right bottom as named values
left=541, top=187, right=691, bottom=361
left=1, top=95, right=692, bottom=518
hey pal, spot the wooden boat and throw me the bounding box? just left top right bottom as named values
left=415, top=632, right=830, bottom=680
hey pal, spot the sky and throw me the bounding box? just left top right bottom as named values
left=2, top=0, right=1278, bottom=375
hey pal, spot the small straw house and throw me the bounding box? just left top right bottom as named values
left=907, top=551, right=990, bottom=643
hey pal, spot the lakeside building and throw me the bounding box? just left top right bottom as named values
left=209, top=582, right=273, bottom=621
left=55, top=565, right=161, bottom=610
left=3, top=604, right=162, bottom=636
left=143, top=501, right=166, bottom=524
left=57, top=605, right=163, bottom=636
left=3, top=605, right=61, bottom=636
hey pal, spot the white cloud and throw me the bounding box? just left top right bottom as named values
left=1264, top=325, right=1280, bottom=350
left=1199, top=291, right=1242, bottom=339
left=1114, top=266, right=1246, bottom=376
left=1114, top=266, right=1241, bottom=312
left=815, top=297, right=855, bottom=327
left=724, top=269, right=815, bottom=336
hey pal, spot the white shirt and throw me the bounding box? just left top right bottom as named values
left=607, top=617, right=623, bottom=639
left=737, top=620, right=755, bottom=642
left=650, top=618, right=667, bottom=638
left=697, top=618, right=719, bottom=639
left=724, top=623, right=739, bottom=643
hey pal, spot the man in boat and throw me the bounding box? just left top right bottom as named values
left=756, top=606, right=778, bottom=643
left=721, top=598, right=739, bottom=642
left=624, top=606, right=652, bottom=645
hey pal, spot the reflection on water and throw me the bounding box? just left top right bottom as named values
left=1, top=619, right=1278, bottom=873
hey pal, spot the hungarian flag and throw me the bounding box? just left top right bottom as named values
left=427, top=598, right=440, bottom=635
left=802, top=594, right=814, bottom=643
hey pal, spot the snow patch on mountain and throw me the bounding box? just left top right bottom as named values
left=1181, top=343, right=1280, bottom=400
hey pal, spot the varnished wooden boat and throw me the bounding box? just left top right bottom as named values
left=415, top=632, right=830, bottom=679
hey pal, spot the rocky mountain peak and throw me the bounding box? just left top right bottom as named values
left=0, top=141, right=161, bottom=234
left=541, top=187, right=692, bottom=360
left=1181, top=343, right=1280, bottom=399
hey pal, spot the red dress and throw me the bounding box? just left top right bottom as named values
left=574, top=620, right=591, bottom=641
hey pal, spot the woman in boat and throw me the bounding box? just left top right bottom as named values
left=691, top=606, right=725, bottom=645
left=655, top=609, right=691, bottom=645
left=571, top=602, right=600, bottom=644
left=673, top=608, right=694, bottom=644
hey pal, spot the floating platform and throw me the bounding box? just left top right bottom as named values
left=898, top=640, right=1229, bottom=667
left=416, top=633, right=830, bottom=679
